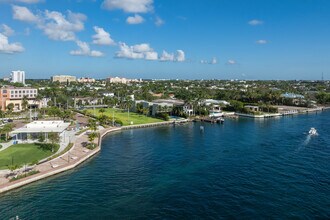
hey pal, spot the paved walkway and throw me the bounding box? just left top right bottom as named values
left=0, top=127, right=120, bottom=192
left=0, top=140, right=14, bottom=152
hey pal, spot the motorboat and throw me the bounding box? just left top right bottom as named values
left=308, top=127, right=318, bottom=136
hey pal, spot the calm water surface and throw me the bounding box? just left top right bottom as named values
left=0, top=111, right=329, bottom=219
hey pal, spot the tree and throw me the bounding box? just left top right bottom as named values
left=88, top=119, right=97, bottom=132
left=48, top=132, right=60, bottom=152
left=88, top=132, right=98, bottom=148
left=7, top=103, right=14, bottom=112
left=2, top=123, right=14, bottom=141
left=22, top=95, right=29, bottom=111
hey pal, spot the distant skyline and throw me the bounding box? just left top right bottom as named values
left=1, top=0, right=330, bottom=80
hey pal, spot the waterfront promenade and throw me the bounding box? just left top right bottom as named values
left=0, top=127, right=120, bottom=194
left=0, top=120, right=184, bottom=194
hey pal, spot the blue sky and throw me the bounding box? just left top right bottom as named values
left=0, top=0, right=330, bottom=80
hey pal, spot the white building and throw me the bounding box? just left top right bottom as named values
left=51, top=75, right=77, bottom=83
left=77, top=77, right=96, bottom=83
left=11, top=120, right=70, bottom=141
left=11, top=70, right=25, bottom=85
left=107, top=77, right=141, bottom=84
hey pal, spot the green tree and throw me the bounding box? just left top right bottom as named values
left=2, top=123, right=14, bottom=141
left=7, top=103, right=14, bottom=112
left=88, top=119, right=97, bottom=131
left=48, top=132, right=60, bottom=152
left=22, top=95, right=29, bottom=111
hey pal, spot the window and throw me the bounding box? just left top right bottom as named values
left=3, top=90, right=7, bottom=93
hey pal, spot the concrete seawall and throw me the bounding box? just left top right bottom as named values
left=0, top=120, right=188, bottom=194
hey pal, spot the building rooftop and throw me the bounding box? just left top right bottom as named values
left=12, top=121, right=70, bottom=133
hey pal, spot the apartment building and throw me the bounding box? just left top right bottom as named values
left=10, top=70, right=25, bottom=85
left=0, top=87, right=38, bottom=111
left=51, top=75, right=77, bottom=83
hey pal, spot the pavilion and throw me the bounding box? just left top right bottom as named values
left=11, top=120, right=70, bottom=142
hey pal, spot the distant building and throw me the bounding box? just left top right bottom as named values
left=103, top=92, right=115, bottom=97
left=10, top=70, right=25, bottom=85
left=281, top=93, right=305, bottom=99
left=107, top=77, right=141, bottom=84
left=77, top=77, right=95, bottom=83
left=0, top=86, right=38, bottom=111
left=51, top=75, right=76, bottom=83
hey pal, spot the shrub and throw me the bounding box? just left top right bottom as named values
left=10, top=170, right=40, bottom=182
left=36, top=143, right=59, bottom=152
left=115, top=119, right=123, bottom=126
left=155, top=113, right=169, bottom=121
left=86, top=143, right=97, bottom=150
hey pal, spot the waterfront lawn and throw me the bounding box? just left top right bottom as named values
left=87, top=108, right=164, bottom=126
left=0, top=143, right=59, bottom=170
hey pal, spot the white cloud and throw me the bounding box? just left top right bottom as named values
left=248, top=19, right=264, bottom=26
left=132, top=43, right=152, bottom=53
left=154, top=16, right=164, bottom=26
left=126, top=14, right=144, bottom=25
left=1, top=24, right=14, bottom=36
left=12, top=6, right=87, bottom=41
left=116, top=42, right=185, bottom=62
left=256, top=39, right=267, bottom=44
left=160, top=50, right=174, bottom=61
left=211, top=57, right=217, bottom=64
left=201, top=57, right=217, bottom=64
left=102, top=0, right=153, bottom=13
left=227, top=59, right=236, bottom=65
left=12, top=5, right=39, bottom=23
left=115, top=42, right=153, bottom=59
left=176, top=50, right=185, bottom=62
left=40, top=10, right=86, bottom=41
left=145, top=51, right=158, bottom=60
left=0, top=33, right=24, bottom=53
left=70, top=40, right=104, bottom=57
left=92, top=26, right=115, bottom=45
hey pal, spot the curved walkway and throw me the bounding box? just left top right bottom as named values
left=0, top=120, right=186, bottom=194
left=0, top=127, right=121, bottom=194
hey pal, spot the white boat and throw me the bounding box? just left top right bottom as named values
left=308, top=127, right=318, bottom=135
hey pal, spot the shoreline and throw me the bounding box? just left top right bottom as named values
left=0, top=107, right=326, bottom=194
left=0, top=120, right=184, bottom=194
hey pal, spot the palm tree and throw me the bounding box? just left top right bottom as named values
left=3, top=123, right=14, bottom=142
left=22, top=95, right=29, bottom=111
left=88, top=132, right=98, bottom=148
left=88, top=119, right=97, bottom=132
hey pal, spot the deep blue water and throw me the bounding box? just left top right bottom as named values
left=0, top=111, right=330, bottom=219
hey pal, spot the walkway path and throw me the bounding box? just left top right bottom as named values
left=0, top=127, right=120, bottom=193
left=0, top=120, right=187, bottom=194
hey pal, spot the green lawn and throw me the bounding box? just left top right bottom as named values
left=87, top=108, right=164, bottom=126
left=0, top=143, right=59, bottom=169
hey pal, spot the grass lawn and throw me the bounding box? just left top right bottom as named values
left=87, top=108, right=164, bottom=126
left=0, top=143, right=59, bottom=170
